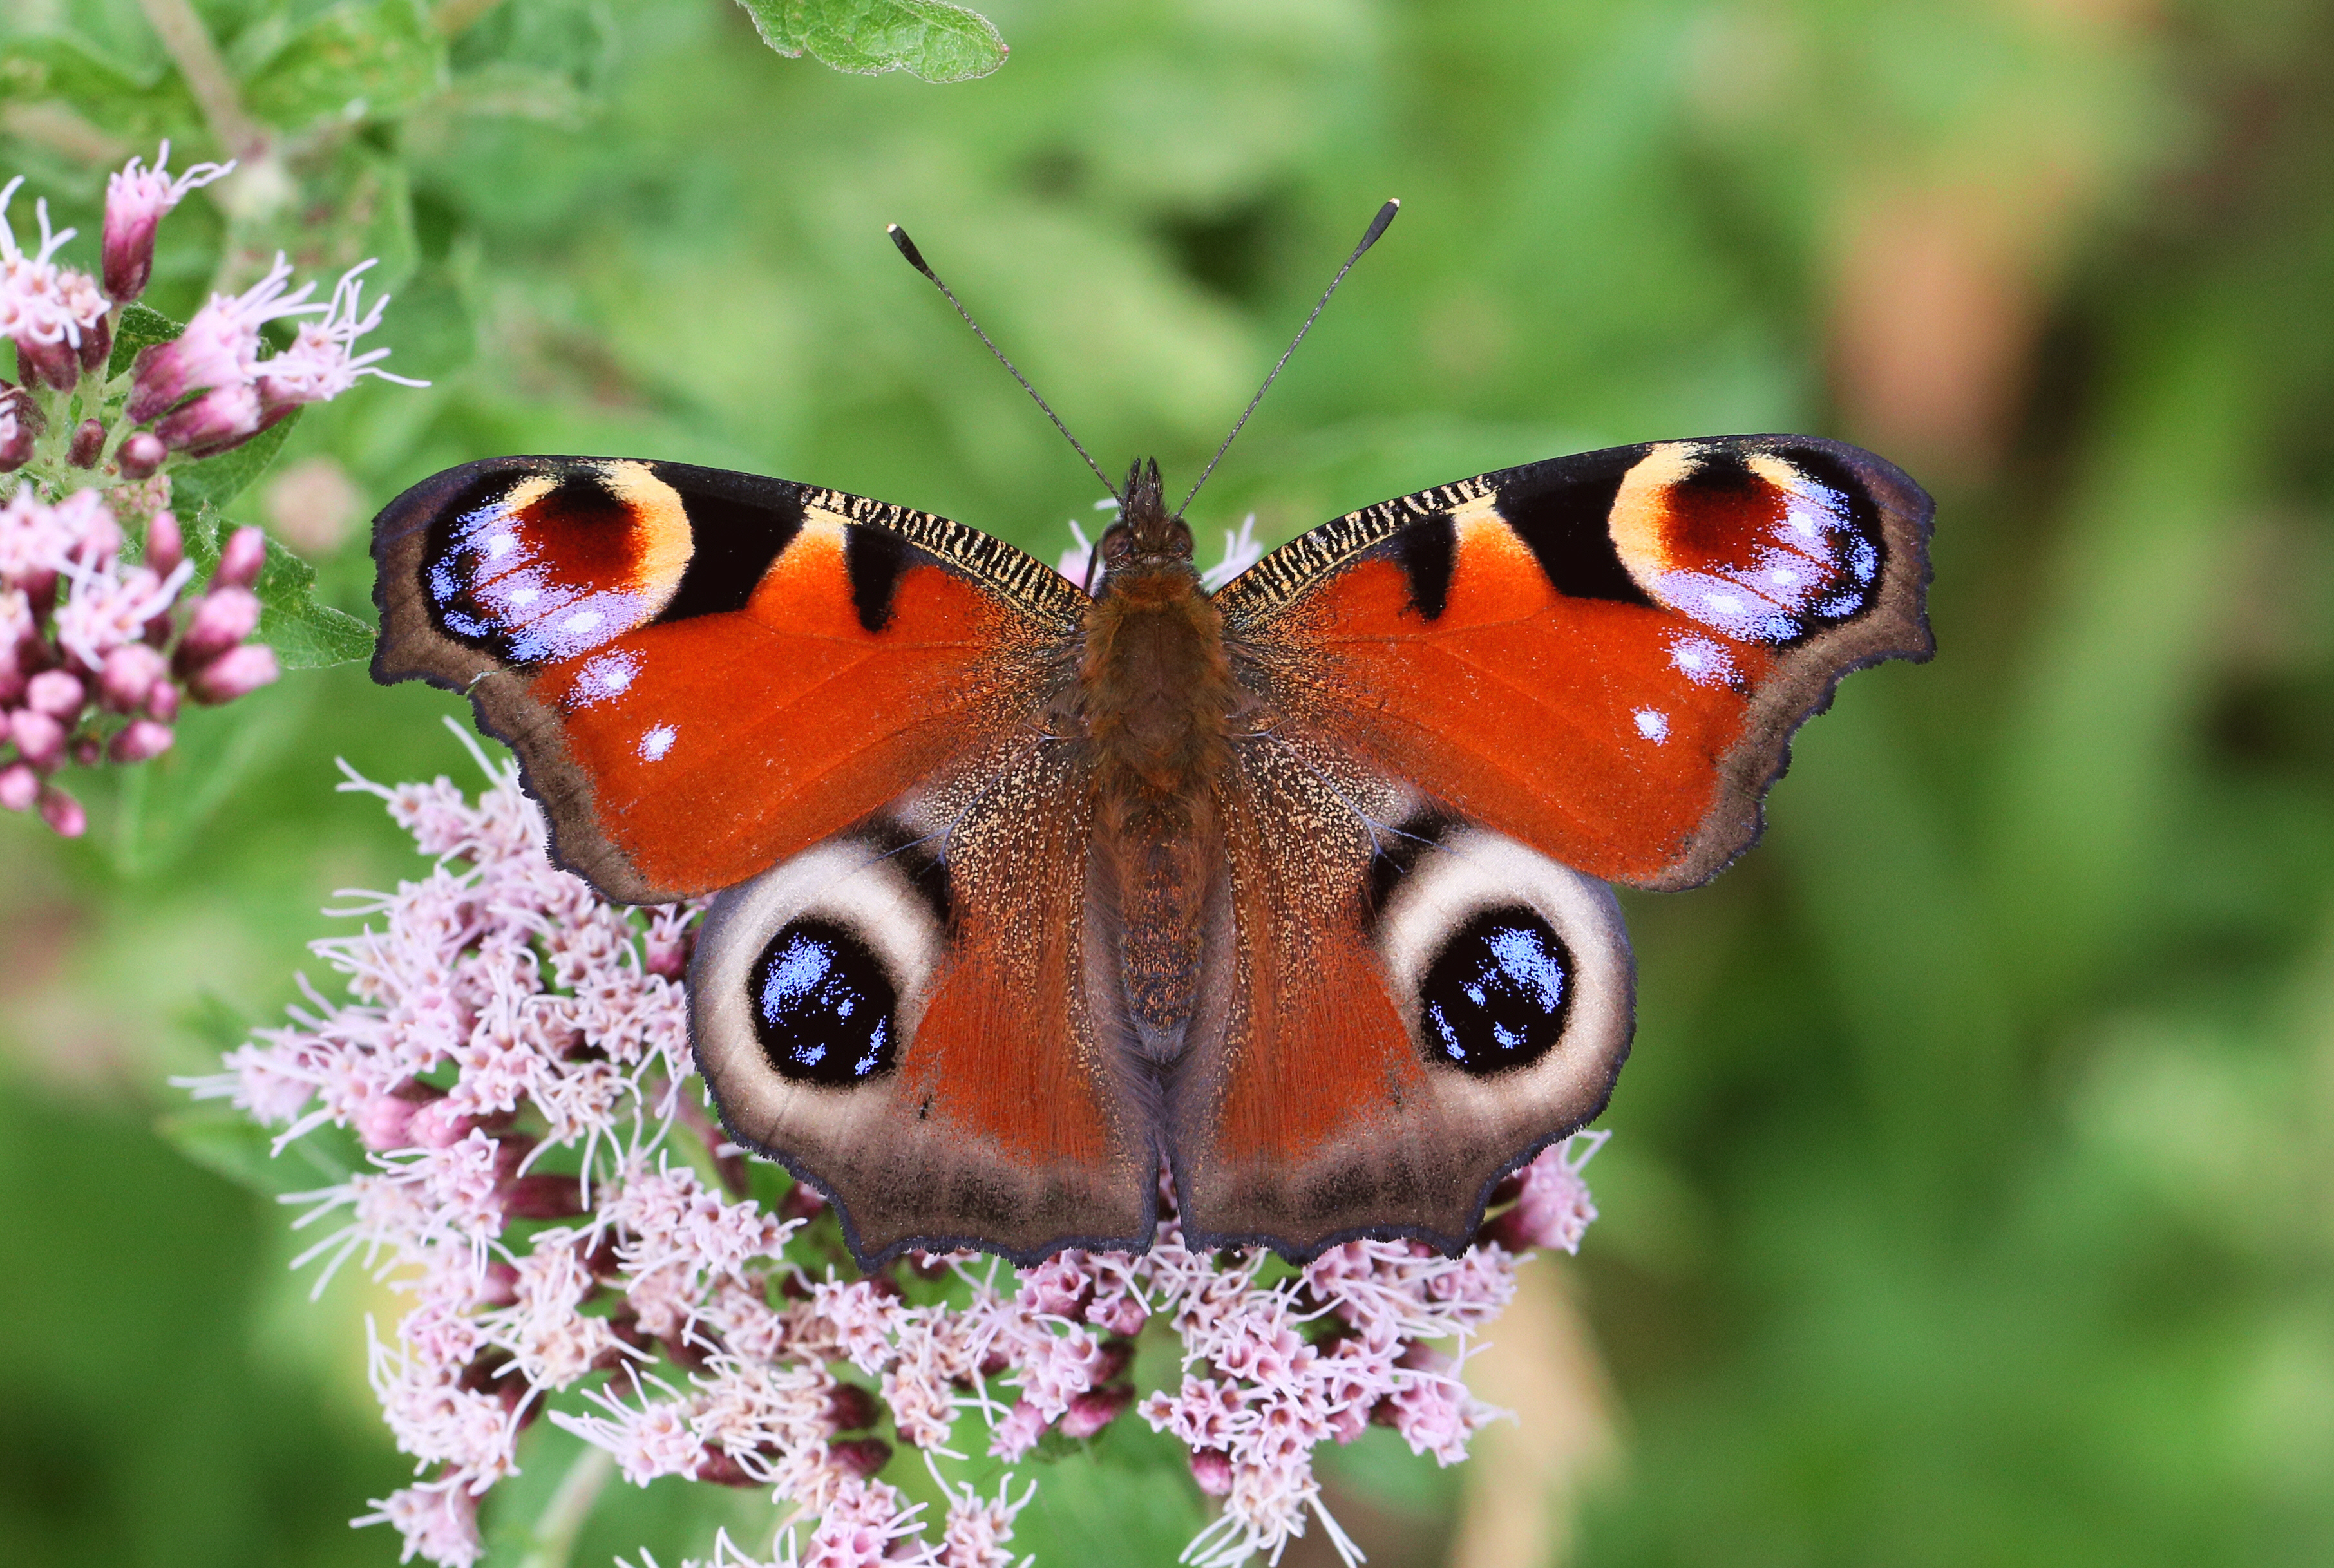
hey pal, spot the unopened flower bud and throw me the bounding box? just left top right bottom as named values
left=692, top=1451, right=759, bottom=1488
left=154, top=383, right=260, bottom=453
left=1190, top=1449, right=1233, bottom=1497
left=37, top=784, right=85, bottom=838
left=187, top=641, right=278, bottom=704
left=98, top=644, right=167, bottom=712
left=498, top=1174, right=585, bottom=1220
left=216, top=525, right=267, bottom=589
left=118, top=430, right=167, bottom=481
left=825, top=1383, right=881, bottom=1433
left=67, top=418, right=105, bottom=468
left=9, top=707, right=65, bottom=770
left=406, top=1099, right=469, bottom=1148
left=0, top=762, right=35, bottom=811
left=77, top=314, right=113, bottom=375
left=25, top=669, right=86, bottom=719
left=0, top=388, right=37, bottom=472
left=109, top=719, right=173, bottom=762
left=175, top=585, right=261, bottom=669
left=144, top=508, right=182, bottom=575
left=105, top=143, right=232, bottom=305
left=17, top=335, right=79, bottom=393
left=146, top=680, right=180, bottom=723
left=779, top=1184, right=828, bottom=1222
left=354, top=1092, right=421, bottom=1150
left=826, top=1437, right=891, bottom=1480
left=1059, top=1384, right=1134, bottom=1440
left=71, top=736, right=100, bottom=768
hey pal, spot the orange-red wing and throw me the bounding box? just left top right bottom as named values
left=1214, top=436, right=1933, bottom=891
left=1167, top=730, right=1635, bottom=1256
left=372, top=457, right=1085, bottom=902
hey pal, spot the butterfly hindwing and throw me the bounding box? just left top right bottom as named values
left=1215, top=435, right=1933, bottom=891
left=1166, top=726, right=1635, bottom=1254
left=372, top=457, right=1087, bottom=902
left=690, top=737, right=1159, bottom=1267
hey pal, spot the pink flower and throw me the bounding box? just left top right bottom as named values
left=354, top=1480, right=482, bottom=1568
left=0, top=177, right=107, bottom=390
left=185, top=760, right=1607, bottom=1568
left=126, top=254, right=321, bottom=423
left=253, top=259, right=428, bottom=413
left=103, top=141, right=233, bottom=303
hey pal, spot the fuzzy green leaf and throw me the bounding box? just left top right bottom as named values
left=241, top=0, right=446, bottom=131
left=732, top=0, right=1007, bottom=84
left=167, top=411, right=303, bottom=515
left=109, top=302, right=184, bottom=378
left=155, top=1105, right=361, bottom=1198
left=184, top=498, right=377, bottom=670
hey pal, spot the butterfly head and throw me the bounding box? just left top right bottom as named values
left=1097, top=457, right=1195, bottom=579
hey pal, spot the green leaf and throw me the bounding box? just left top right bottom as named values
left=109, top=301, right=185, bottom=379
left=155, top=1104, right=362, bottom=1198
left=168, top=409, right=303, bottom=515
left=732, top=0, right=1008, bottom=84
left=184, top=496, right=377, bottom=670
left=241, top=0, right=446, bottom=131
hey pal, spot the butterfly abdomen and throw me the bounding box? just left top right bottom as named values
left=1080, top=562, right=1238, bottom=1053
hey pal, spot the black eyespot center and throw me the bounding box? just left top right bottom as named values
left=1418, top=906, right=1573, bottom=1076
left=748, top=918, right=899, bottom=1086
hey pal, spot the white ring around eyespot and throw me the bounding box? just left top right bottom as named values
left=1371, top=824, right=1633, bottom=1065
left=693, top=835, right=949, bottom=1085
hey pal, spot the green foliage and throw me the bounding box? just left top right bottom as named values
left=238, top=0, right=447, bottom=131
left=108, top=302, right=185, bottom=377
left=171, top=417, right=305, bottom=515
left=182, top=495, right=378, bottom=670
left=733, top=0, right=1008, bottom=83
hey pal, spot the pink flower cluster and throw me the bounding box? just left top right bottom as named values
left=0, top=175, right=113, bottom=397
left=0, top=486, right=278, bottom=835
left=189, top=759, right=1605, bottom=1568
left=0, top=141, right=422, bottom=482
left=123, top=252, right=424, bottom=463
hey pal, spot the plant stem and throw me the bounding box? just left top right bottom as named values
left=136, top=0, right=265, bottom=158
left=517, top=1443, right=614, bottom=1568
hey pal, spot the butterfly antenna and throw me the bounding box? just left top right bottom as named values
left=1178, top=198, right=1401, bottom=516
left=887, top=223, right=1120, bottom=501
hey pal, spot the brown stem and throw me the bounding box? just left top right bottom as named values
left=136, top=0, right=265, bottom=158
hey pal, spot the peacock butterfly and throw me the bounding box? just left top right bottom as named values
left=368, top=207, right=1933, bottom=1270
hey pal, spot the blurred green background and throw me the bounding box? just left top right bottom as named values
left=3, top=0, right=2333, bottom=1564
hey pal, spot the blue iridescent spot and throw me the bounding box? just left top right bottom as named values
left=748, top=920, right=898, bottom=1086
left=1418, top=908, right=1573, bottom=1076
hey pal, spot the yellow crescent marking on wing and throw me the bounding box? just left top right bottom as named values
left=594, top=460, right=693, bottom=616
left=1608, top=441, right=1700, bottom=595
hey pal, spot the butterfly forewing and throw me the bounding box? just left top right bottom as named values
left=1215, top=435, right=1934, bottom=891
left=373, top=456, right=1088, bottom=902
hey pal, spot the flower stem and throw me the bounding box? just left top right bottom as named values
left=516, top=1443, right=614, bottom=1568
left=135, top=0, right=264, bottom=158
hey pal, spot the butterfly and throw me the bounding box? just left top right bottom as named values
left=368, top=213, right=1933, bottom=1271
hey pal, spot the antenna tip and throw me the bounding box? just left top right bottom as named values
left=887, top=223, right=933, bottom=276
left=1358, top=198, right=1401, bottom=252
